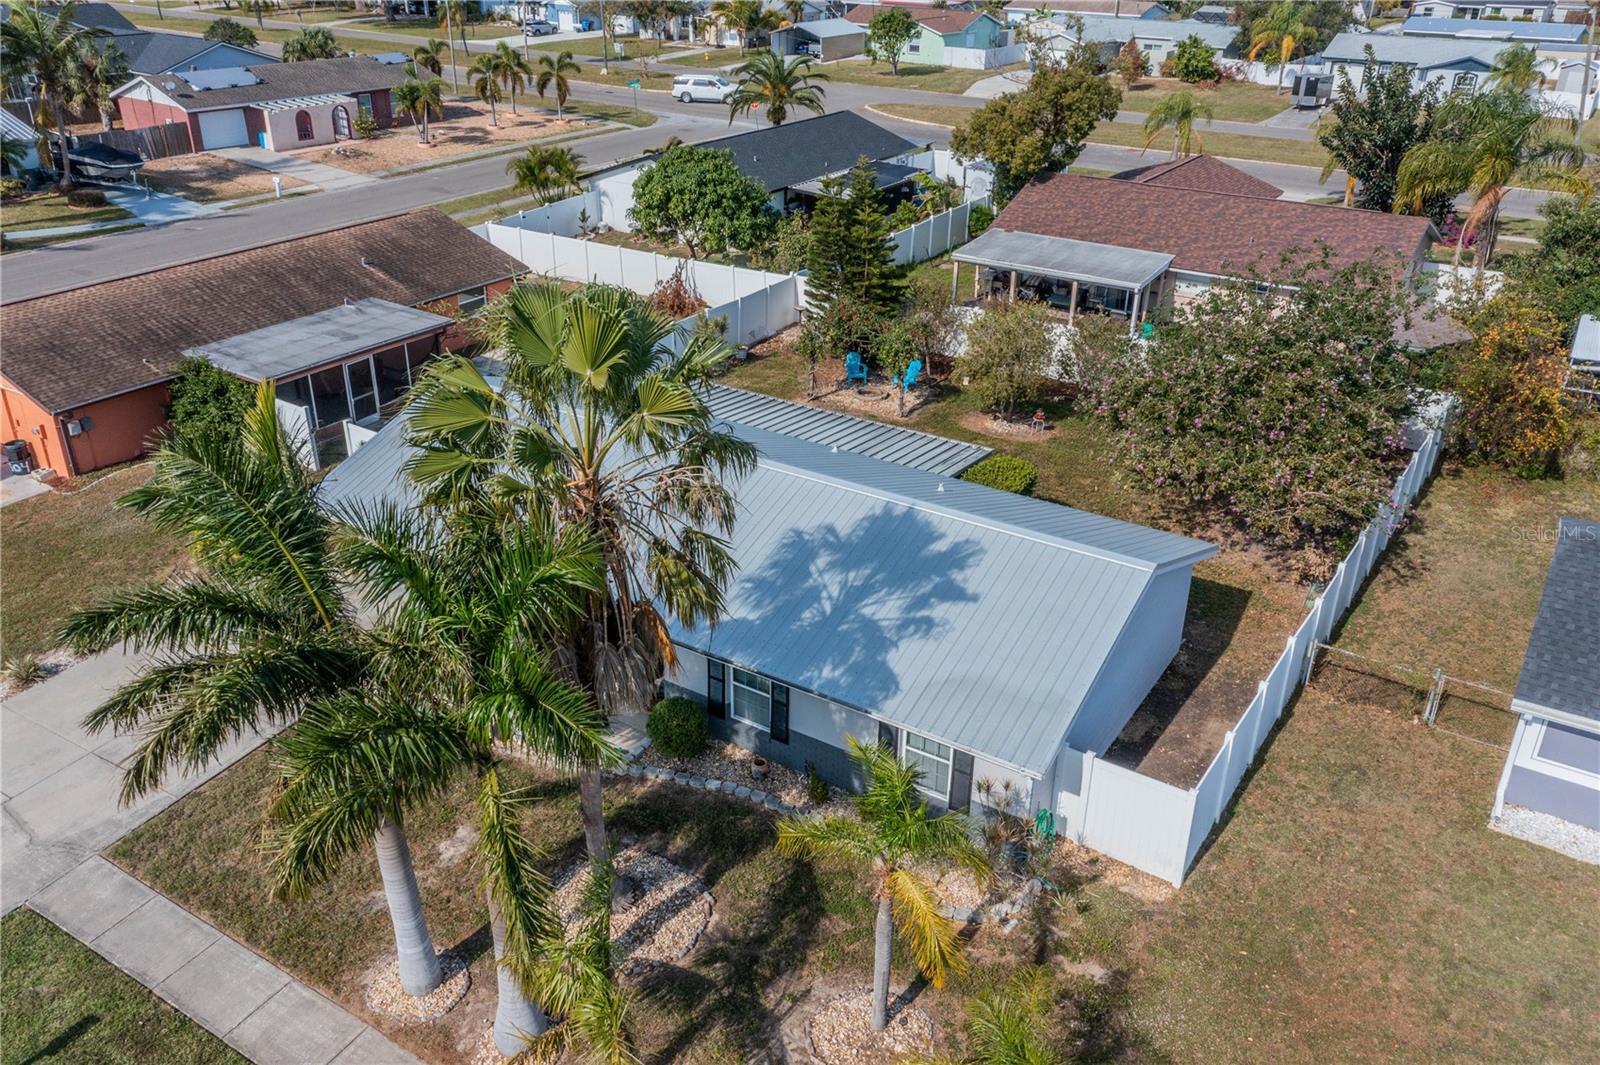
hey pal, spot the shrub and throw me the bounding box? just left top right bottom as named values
left=1, top=655, right=49, bottom=687
left=647, top=696, right=708, bottom=759
left=962, top=454, right=1038, bottom=495
left=804, top=762, right=830, bottom=805
left=353, top=108, right=380, bottom=139
left=1170, top=35, right=1220, bottom=83
left=0, top=177, right=25, bottom=200
left=961, top=297, right=1056, bottom=421
left=167, top=355, right=255, bottom=442
left=1456, top=299, right=1575, bottom=477
left=967, top=202, right=994, bottom=236
left=65, top=187, right=106, bottom=208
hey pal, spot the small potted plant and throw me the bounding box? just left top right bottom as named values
left=751, top=756, right=768, bottom=780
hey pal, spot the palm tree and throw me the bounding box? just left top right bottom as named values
left=782, top=0, right=806, bottom=25
left=535, top=49, right=580, bottom=118
left=282, top=25, right=340, bottom=61
left=394, top=75, right=445, bottom=144
left=403, top=282, right=756, bottom=872
left=521, top=855, right=634, bottom=1063
left=472, top=53, right=503, bottom=126
left=413, top=37, right=450, bottom=94
left=0, top=134, right=29, bottom=176
left=776, top=738, right=992, bottom=1032
left=58, top=390, right=449, bottom=1001
left=1396, top=88, right=1591, bottom=269
left=727, top=51, right=827, bottom=127
left=271, top=503, right=620, bottom=1055
left=65, top=39, right=128, bottom=132
left=436, top=4, right=459, bottom=91
left=711, top=0, right=776, bottom=54
left=1247, top=0, right=1312, bottom=96
left=0, top=1, right=105, bottom=190
left=507, top=144, right=582, bottom=203
left=1488, top=43, right=1552, bottom=95
left=1141, top=89, right=1213, bottom=159
left=492, top=40, right=533, bottom=116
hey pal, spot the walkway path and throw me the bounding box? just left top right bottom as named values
left=105, top=185, right=220, bottom=223
left=214, top=146, right=381, bottom=193
left=1, top=647, right=421, bottom=1065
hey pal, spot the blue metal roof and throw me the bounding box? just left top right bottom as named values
left=319, top=393, right=1216, bottom=776
left=1399, top=17, right=1588, bottom=45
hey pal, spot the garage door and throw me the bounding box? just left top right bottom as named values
left=197, top=109, right=249, bottom=149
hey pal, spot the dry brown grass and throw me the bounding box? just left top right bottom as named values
left=299, top=103, right=579, bottom=174
left=139, top=153, right=309, bottom=203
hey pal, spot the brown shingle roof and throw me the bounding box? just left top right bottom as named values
left=117, top=57, right=406, bottom=111
left=1111, top=155, right=1282, bottom=200
left=844, top=4, right=989, bottom=34
left=992, top=173, right=1434, bottom=281
left=1004, top=0, right=1167, bottom=13
left=1, top=210, right=521, bottom=412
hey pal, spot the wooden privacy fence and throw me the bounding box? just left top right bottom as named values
left=70, top=125, right=194, bottom=161
left=1060, top=428, right=1447, bottom=886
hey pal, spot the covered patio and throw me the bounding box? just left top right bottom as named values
left=952, top=228, right=1174, bottom=336
left=187, top=298, right=452, bottom=467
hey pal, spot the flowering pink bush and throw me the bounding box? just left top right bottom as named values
left=1089, top=252, right=1421, bottom=575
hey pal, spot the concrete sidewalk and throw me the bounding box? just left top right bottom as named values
left=32, top=858, right=419, bottom=1065
left=213, top=146, right=379, bottom=194
left=2, top=647, right=420, bottom=1065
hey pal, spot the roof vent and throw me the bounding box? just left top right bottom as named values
left=359, top=256, right=370, bottom=268
left=936, top=482, right=945, bottom=492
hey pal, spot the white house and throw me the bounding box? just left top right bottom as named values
left=321, top=385, right=1219, bottom=814
left=1321, top=31, right=1509, bottom=93
left=1408, top=0, right=1558, bottom=19
left=1038, top=14, right=1238, bottom=66
left=1492, top=517, right=1600, bottom=861
left=0, top=106, right=40, bottom=175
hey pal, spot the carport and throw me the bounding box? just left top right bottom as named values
left=769, top=18, right=865, bottom=62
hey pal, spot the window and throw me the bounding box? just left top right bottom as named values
left=457, top=286, right=488, bottom=314
left=902, top=731, right=952, bottom=799
left=907, top=37, right=920, bottom=53
left=357, top=92, right=374, bottom=115
left=730, top=668, right=771, bottom=729
left=294, top=109, right=314, bottom=141
left=1453, top=71, right=1478, bottom=91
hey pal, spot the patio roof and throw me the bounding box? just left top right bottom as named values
left=256, top=93, right=356, bottom=111
left=187, top=298, right=452, bottom=382
left=953, top=228, right=1173, bottom=290
left=788, top=160, right=924, bottom=198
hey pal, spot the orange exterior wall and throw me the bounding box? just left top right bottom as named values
left=0, top=381, right=168, bottom=477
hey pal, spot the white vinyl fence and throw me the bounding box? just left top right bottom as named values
left=1061, top=428, right=1447, bottom=886
left=888, top=197, right=990, bottom=267
left=945, top=42, right=1028, bottom=69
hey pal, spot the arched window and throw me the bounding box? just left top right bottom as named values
left=295, top=109, right=314, bottom=141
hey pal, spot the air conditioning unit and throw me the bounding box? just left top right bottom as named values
left=64, top=417, right=91, bottom=436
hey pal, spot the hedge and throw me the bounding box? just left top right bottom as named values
left=960, top=454, right=1037, bottom=495
left=646, top=696, right=708, bottom=759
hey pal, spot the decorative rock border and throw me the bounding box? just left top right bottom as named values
left=939, top=874, right=1047, bottom=927
left=607, top=738, right=801, bottom=816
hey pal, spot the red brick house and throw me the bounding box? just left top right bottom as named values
left=1, top=210, right=521, bottom=477
left=112, top=57, right=406, bottom=153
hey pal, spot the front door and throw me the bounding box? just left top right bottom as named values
left=332, top=105, right=351, bottom=140
left=345, top=357, right=379, bottom=424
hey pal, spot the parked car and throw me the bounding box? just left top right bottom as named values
left=523, top=18, right=558, bottom=35
left=672, top=74, right=734, bottom=103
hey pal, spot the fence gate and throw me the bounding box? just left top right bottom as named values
left=1306, top=644, right=1517, bottom=750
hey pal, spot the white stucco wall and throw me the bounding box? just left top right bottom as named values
left=262, top=101, right=350, bottom=151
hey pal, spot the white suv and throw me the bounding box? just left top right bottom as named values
left=672, top=75, right=734, bottom=103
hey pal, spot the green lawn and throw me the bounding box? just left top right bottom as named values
left=868, top=103, right=1334, bottom=168
left=124, top=14, right=394, bottom=54
left=660, top=46, right=743, bottom=69
left=1, top=221, right=145, bottom=253
left=534, top=33, right=691, bottom=59
left=0, top=463, right=186, bottom=662
left=571, top=66, right=679, bottom=91
left=0, top=191, right=132, bottom=232
left=823, top=59, right=1028, bottom=95
left=0, top=908, right=248, bottom=1065
left=1118, top=77, right=1290, bottom=123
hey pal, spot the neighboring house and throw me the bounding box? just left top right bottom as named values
left=0, top=2, right=139, bottom=35
left=1004, top=0, right=1172, bottom=21
left=321, top=384, right=1218, bottom=812
left=1190, top=3, right=1232, bottom=23
left=1322, top=31, right=1508, bottom=93
left=844, top=5, right=1011, bottom=66
left=951, top=160, right=1433, bottom=333
left=770, top=17, right=868, bottom=61
left=0, top=106, right=40, bottom=173
left=651, top=110, right=923, bottom=213
left=108, top=33, right=275, bottom=77
left=1409, top=0, right=1558, bottom=19
left=1040, top=14, right=1239, bottom=65
left=1491, top=517, right=1600, bottom=850
left=0, top=210, right=521, bottom=477
left=112, top=58, right=406, bottom=153
left=1398, top=15, right=1590, bottom=44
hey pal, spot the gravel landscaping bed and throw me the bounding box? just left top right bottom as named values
left=803, top=989, right=934, bottom=1065
left=363, top=948, right=470, bottom=1023
left=553, top=845, right=713, bottom=974
left=1492, top=804, right=1600, bottom=865
left=637, top=740, right=839, bottom=811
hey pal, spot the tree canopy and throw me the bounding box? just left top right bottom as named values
left=1169, top=34, right=1220, bottom=83
left=865, top=6, right=919, bottom=75
left=951, top=63, right=1120, bottom=200
left=166, top=356, right=256, bottom=443
left=1316, top=46, right=1442, bottom=214
left=627, top=144, right=776, bottom=258
left=203, top=17, right=258, bottom=48
left=281, top=26, right=340, bottom=61
left=805, top=156, right=901, bottom=328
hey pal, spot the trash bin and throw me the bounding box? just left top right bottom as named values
left=4, top=439, right=34, bottom=474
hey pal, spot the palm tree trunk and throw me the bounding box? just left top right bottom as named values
left=445, top=23, right=459, bottom=91
left=577, top=765, right=608, bottom=864
left=374, top=817, right=443, bottom=996
left=52, top=97, right=74, bottom=191
left=488, top=887, right=548, bottom=1057
left=871, top=893, right=892, bottom=1032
